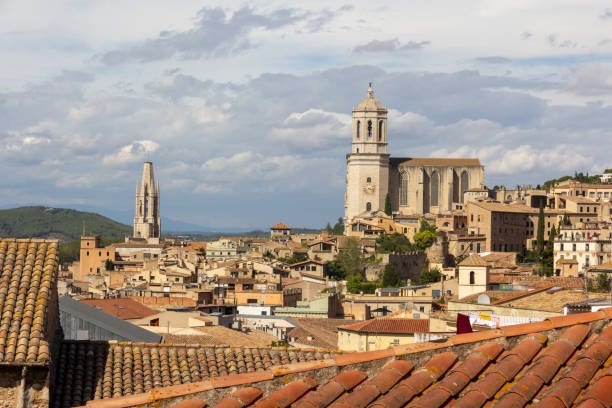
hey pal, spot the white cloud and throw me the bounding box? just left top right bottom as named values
left=270, top=109, right=351, bottom=151
left=102, top=140, right=159, bottom=165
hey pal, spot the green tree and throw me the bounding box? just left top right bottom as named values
left=419, top=267, right=442, bottom=284
left=384, top=194, right=392, bottom=216
left=346, top=273, right=363, bottom=294
left=381, top=263, right=401, bottom=287
left=325, top=222, right=333, bottom=234
left=535, top=203, right=545, bottom=262
left=598, top=274, right=611, bottom=292
left=325, top=260, right=345, bottom=280
left=412, top=217, right=438, bottom=252
left=375, top=233, right=413, bottom=254
left=284, top=252, right=308, bottom=264
left=332, top=217, right=344, bottom=235
left=335, top=238, right=364, bottom=277
left=104, top=259, right=114, bottom=271
left=562, top=214, right=572, bottom=226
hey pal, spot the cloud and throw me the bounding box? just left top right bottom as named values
left=472, top=56, right=512, bottom=64
left=547, top=34, right=577, bottom=48
left=567, top=64, right=612, bottom=96
left=103, top=140, right=159, bottom=165
left=101, top=6, right=309, bottom=64
left=353, top=38, right=430, bottom=53
left=521, top=32, right=533, bottom=40
left=269, top=109, right=351, bottom=151
left=600, top=9, right=612, bottom=20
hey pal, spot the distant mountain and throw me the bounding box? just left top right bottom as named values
left=0, top=206, right=132, bottom=242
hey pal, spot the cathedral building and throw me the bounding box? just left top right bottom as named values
left=344, top=86, right=485, bottom=223
left=133, top=161, right=161, bottom=240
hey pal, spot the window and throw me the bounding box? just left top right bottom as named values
left=400, top=173, right=409, bottom=206
left=378, top=120, right=383, bottom=141
left=585, top=256, right=590, bottom=267
left=98, top=251, right=101, bottom=256
left=366, top=202, right=372, bottom=211
left=431, top=171, right=439, bottom=207
left=560, top=244, right=564, bottom=251
left=471, top=214, right=474, bottom=222
left=476, top=243, right=481, bottom=253
left=356, top=148, right=359, bottom=153
left=356, top=120, right=360, bottom=139
left=367, top=120, right=372, bottom=138
left=586, top=243, right=590, bottom=251
left=86, top=251, right=89, bottom=256
left=469, top=271, right=475, bottom=285
left=366, top=177, right=371, bottom=183
left=469, top=243, right=474, bottom=251
left=419, top=306, right=425, bottom=312
left=573, top=244, right=577, bottom=251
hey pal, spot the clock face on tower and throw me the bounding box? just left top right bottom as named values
left=363, top=183, right=376, bottom=194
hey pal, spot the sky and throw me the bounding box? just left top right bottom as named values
left=2, top=1, right=612, bottom=230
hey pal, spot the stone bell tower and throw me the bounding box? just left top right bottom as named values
left=344, top=84, right=390, bottom=225
left=133, top=161, right=161, bottom=240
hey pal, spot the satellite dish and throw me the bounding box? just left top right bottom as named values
left=477, top=294, right=491, bottom=305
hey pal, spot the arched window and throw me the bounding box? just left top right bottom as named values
left=366, top=177, right=371, bottom=183
left=460, top=171, right=469, bottom=203
left=378, top=120, right=383, bottom=141
left=366, top=202, right=372, bottom=211
left=469, top=271, right=475, bottom=285
left=431, top=171, right=439, bottom=207
left=356, top=121, right=360, bottom=139
left=367, top=121, right=372, bottom=138
left=399, top=173, right=409, bottom=206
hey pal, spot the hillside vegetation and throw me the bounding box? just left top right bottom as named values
left=0, top=206, right=132, bottom=242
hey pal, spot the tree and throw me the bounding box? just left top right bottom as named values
left=540, top=225, right=556, bottom=276
left=325, top=222, right=333, bottom=234
left=346, top=273, right=363, bottom=294
left=562, top=214, right=572, bottom=226
left=284, top=252, right=308, bottom=265
left=420, top=267, right=442, bottom=284
left=375, top=233, right=412, bottom=254
left=381, top=263, right=401, bottom=287
left=598, top=274, right=611, bottom=292
left=104, top=259, right=114, bottom=271
left=384, top=194, right=392, bottom=216
left=335, top=237, right=364, bottom=277
left=413, top=217, right=438, bottom=252
left=332, top=217, right=344, bottom=235
left=325, top=260, right=345, bottom=280
left=535, top=203, right=545, bottom=262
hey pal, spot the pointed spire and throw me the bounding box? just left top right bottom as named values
left=367, top=82, right=374, bottom=98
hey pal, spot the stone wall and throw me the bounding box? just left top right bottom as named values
left=364, top=253, right=428, bottom=283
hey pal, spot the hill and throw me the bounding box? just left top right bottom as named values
left=0, top=206, right=132, bottom=242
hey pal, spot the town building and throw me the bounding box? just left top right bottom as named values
left=337, top=318, right=437, bottom=351
left=344, top=86, right=484, bottom=224
left=554, top=222, right=612, bottom=276
left=270, top=222, right=291, bottom=241
left=206, top=238, right=250, bottom=259
left=457, top=254, right=490, bottom=300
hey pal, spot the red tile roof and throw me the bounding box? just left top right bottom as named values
left=80, top=298, right=158, bottom=320
left=0, top=239, right=59, bottom=364
left=270, top=222, right=290, bottom=230
left=340, top=318, right=430, bottom=334
left=79, top=309, right=612, bottom=408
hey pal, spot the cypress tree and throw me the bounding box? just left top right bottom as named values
left=536, top=203, right=545, bottom=262
left=384, top=193, right=392, bottom=216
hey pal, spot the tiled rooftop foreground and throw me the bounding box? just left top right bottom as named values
left=0, top=238, right=59, bottom=363
left=53, top=341, right=338, bottom=407
left=80, top=309, right=612, bottom=408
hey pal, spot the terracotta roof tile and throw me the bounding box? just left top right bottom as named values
left=80, top=298, right=158, bottom=320
left=52, top=341, right=337, bottom=407
left=458, top=254, right=489, bottom=267
left=0, top=238, right=59, bottom=364
left=71, top=310, right=612, bottom=408
left=339, top=318, right=429, bottom=334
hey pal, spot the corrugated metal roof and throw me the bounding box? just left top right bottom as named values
left=59, top=295, right=162, bottom=343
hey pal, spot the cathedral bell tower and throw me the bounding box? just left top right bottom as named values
left=344, top=85, right=390, bottom=226
left=133, top=161, right=161, bottom=240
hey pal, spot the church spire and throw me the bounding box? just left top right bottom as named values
left=133, top=161, right=161, bottom=240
